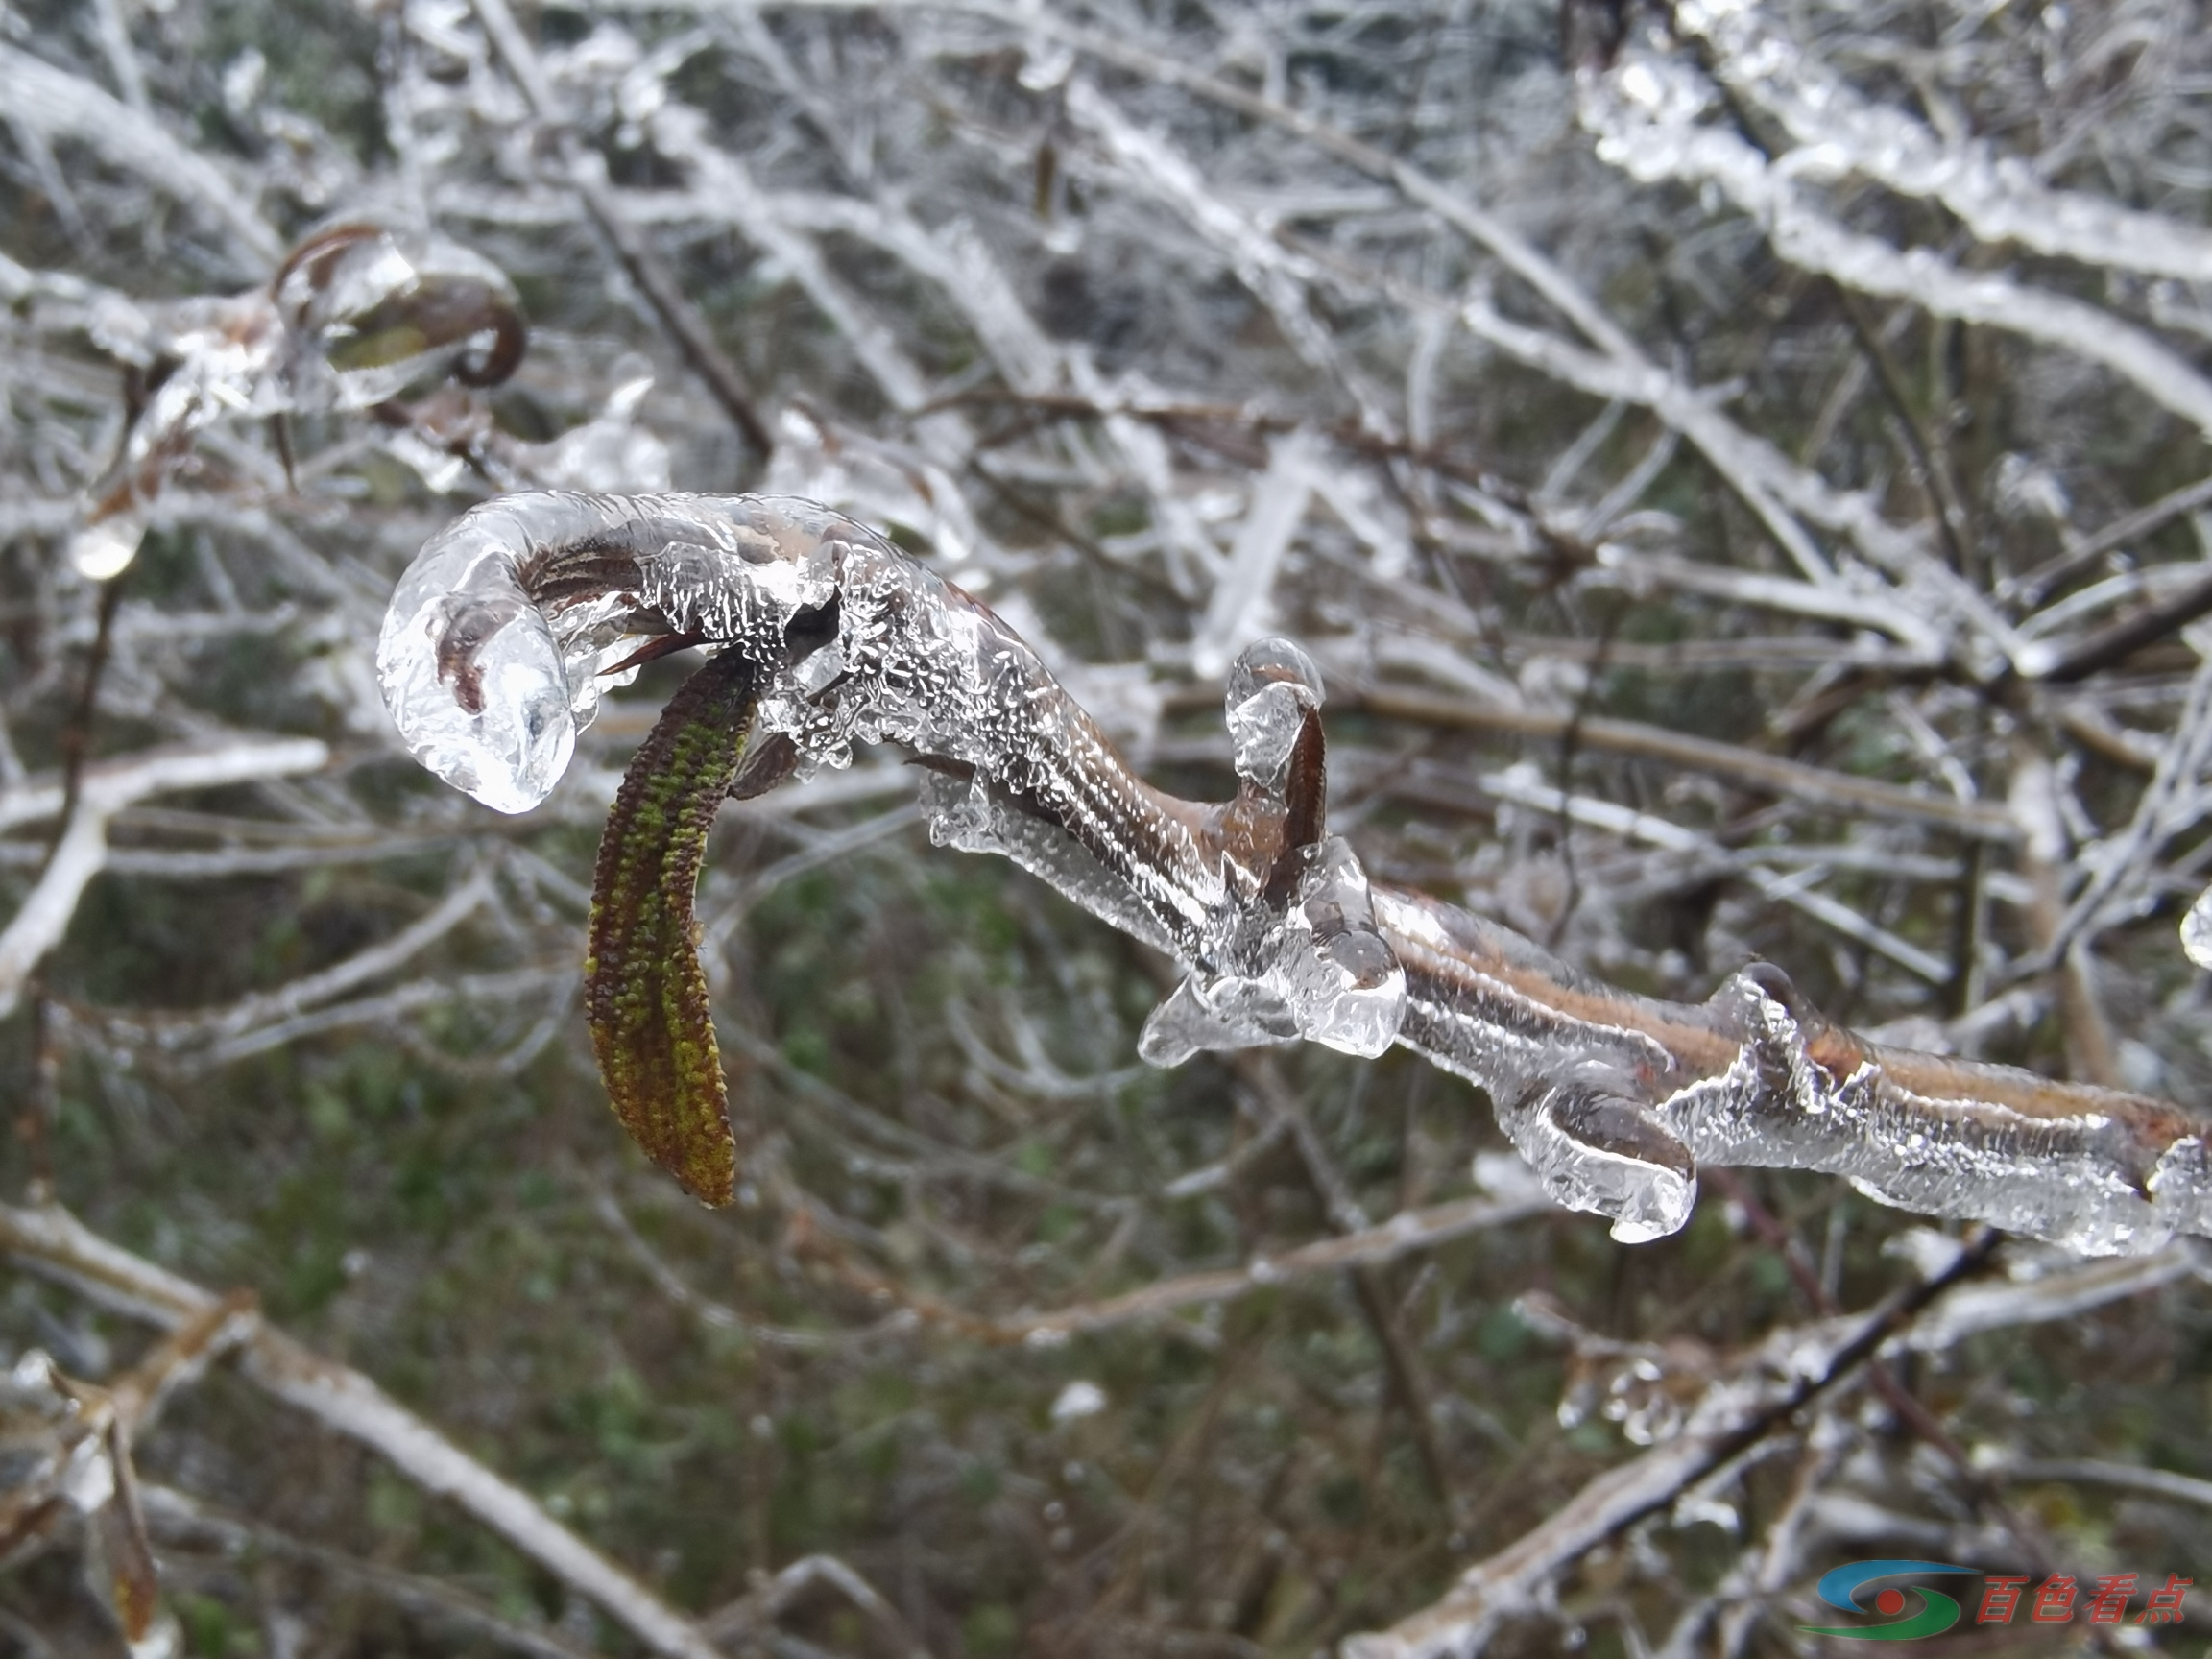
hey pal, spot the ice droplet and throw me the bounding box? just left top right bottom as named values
left=71, top=514, right=144, bottom=580
left=2182, top=883, right=2212, bottom=970
left=1224, top=637, right=1324, bottom=793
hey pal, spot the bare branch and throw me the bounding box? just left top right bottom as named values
left=0, top=1199, right=727, bottom=1659
left=0, top=738, right=330, bottom=1020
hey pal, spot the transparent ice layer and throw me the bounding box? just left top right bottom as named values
left=377, top=493, right=1407, bottom=1060
left=73, top=226, right=520, bottom=579
left=1382, top=884, right=2212, bottom=1255
left=379, top=491, right=2212, bottom=1257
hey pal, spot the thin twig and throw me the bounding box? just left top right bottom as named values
left=469, top=0, right=776, bottom=457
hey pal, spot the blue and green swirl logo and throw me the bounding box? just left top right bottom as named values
left=1800, top=1561, right=1980, bottom=1640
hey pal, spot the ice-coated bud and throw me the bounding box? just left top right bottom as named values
left=1137, top=834, right=1406, bottom=1067
left=278, top=224, right=523, bottom=408
left=1224, top=637, right=1324, bottom=795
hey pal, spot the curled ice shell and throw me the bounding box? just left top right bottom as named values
left=1504, top=1062, right=1698, bottom=1244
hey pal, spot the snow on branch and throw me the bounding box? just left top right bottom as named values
left=0, top=737, right=330, bottom=1020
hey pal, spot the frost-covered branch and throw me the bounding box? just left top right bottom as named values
left=0, top=43, right=283, bottom=271
left=1344, top=1232, right=2001, bottom=1659
left=1578, top=51, right=2212, bottom=443
left=1678, top=0, right=2212, bottom=284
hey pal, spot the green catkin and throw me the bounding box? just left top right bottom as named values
left=584, top=651, right=755, bottom=1206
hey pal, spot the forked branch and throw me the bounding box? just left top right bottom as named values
left=376, top=492, right=2212, bottom=1255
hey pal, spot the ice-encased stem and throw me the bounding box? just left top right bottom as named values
left=377, top=492, right=2212, bottom=1253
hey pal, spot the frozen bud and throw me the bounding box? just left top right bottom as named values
left=1139, top=834, right=1405, bottom=1066
left=1225, top=637, right=1323, bottom=794
left=277, top=224, right=525, bottom=408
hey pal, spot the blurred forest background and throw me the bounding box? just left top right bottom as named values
left=9, top=0, right=2212, bottom=1653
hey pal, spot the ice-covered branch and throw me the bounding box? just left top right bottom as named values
left=378, top=493, right=2212, bottom=1256
left=1578, top=52, right=2212, bottom=441
left=1365, top=1232, right=2199, bottom=1654
left=1678, top=0, right=2212, bottom=285
left=0, top=1198, right=726, bottom=1659
left=62, top=221, right=526, bottom=578
left=0, top=737, right=330, bottom=1021
left=0, top=43, right=283, bottom=272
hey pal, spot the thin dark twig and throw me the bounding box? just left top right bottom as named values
left=469, top=0, right=775, bottom=458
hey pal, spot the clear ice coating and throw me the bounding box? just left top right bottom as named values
left=1382, top=880, right=2212, bottom=1256
left=71, top=224, right=521, bottom=580
left=379, top=492, right=2212, bottom=1258
left=1140, top=640, right=1406, bottom=1065
left=376, top=493, right=1407, bottom=1060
